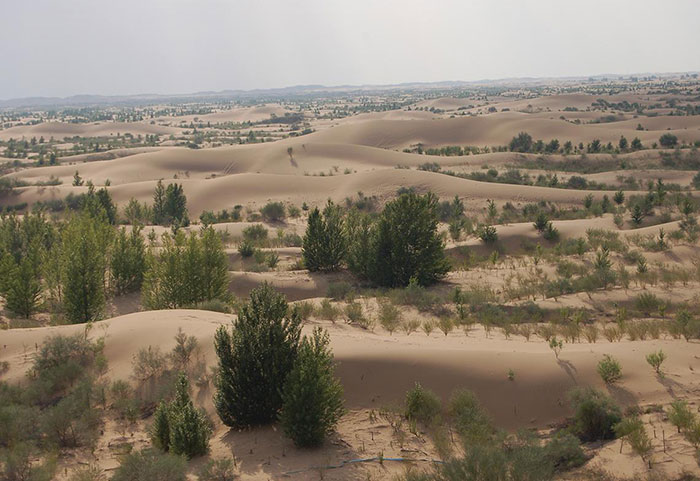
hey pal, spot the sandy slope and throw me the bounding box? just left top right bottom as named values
left=308, top=112, right=700, bottom=149
left=0, top=121, right=181, bottom=141
left=2, top=309, right=699, bottom=432
left=5, top=168, right=625, bottom=216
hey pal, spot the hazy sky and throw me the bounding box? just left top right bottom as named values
left=2, top=0, right=699, bottom=99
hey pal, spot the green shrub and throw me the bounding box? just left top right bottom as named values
left=361, top=192, right=450, bottom=287
left=405, top=383, right=442, bottom=427
left=69, top=465, right=105, bottom=481
left=197, top=458, right=237, bottom=481
left=302, top=201, right=346, bottom=272
left=635, top=292, right=660, bottom=315
left=344, top=301, right=364, bottom=323
left=477, top=224, right=498, bottom=243
left=568, top=388, right=621, bottom=442
left=214, top=283, right=302, bottom=427
left=596, top=355, right=622, bottom=384
left=238, top=240, right=255, bottom=257
left=449, top=389, right=492, bottom=443
left=543, top=432, right=587, bottom=471
left=280, top=328, right=344, bottom=447
left=326, top=281, right=354, bottom=301
left=294, top=301, right=315, bottom=321
left=260, top=202, right=286, bottom=222
left=111, top=449, right=187, bottom=481
left=1, top=442, right=56, bottom=481
left=645, top=350, right=666, bottom=374
left=318, top=298, right=340, bottom=321
left=378, top=300, right=401, bottom=334
left=242, top=224, right=268, bottom=243
left=667, top=400, right=695, bottom=433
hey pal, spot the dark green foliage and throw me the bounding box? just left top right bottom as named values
left=509, top=132, right=533, bottom=152
left=0, top=212, right=54, bottom=318
left=302, top=201, right=346, bottom=272
left=260, top=201, right=286, bottom=222
left=280, top=328, right=344, bottom=447
left=568, top=388, right=621, bottom=442
left=62, top=212, right=110, bottom=323
left=152, top=180, right=189, bottom=226
left=151, top=401, right=171, bottom=452
left=613, top=190, right=625, bottom=205
left=167, top=373, right=211, bottom=457
left=1, top=254, right=42, bottom=318
left=543, top=432, right=588, bottom=471
left=142, top=227, right=228, bottom=309
left=344, top=209, right=374, bottom=280
left=1, top=442, right=55, bottom=481
left=111, top=449, right=187, bottom=481
left=214, top=283, right=302, bottom=427
left=659, top=133, right=678, bottom=148
left=477, top=224, right=498, bottom=243
left=111, top=226, right=146, bottom=294
left=82, top=186, right=117, bottom=224
left=366, top=192, right=450, bottom=287
left=405, top=382, right=442, bottom=426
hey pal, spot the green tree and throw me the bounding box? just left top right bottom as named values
left=618, top=136, right=628, bottom=151
left=199, top=226, right=229, bottom=302
left=214, top=283, right=302, bottom=427
left=142, top=228, right=228, bottom=309
left=168, top=373, right=211, bottom=457
left=62, top=212, right=110, bottom=323
left=366, top=192, right=450, bottom=287
left=631, top=204, right=644, bottom=226
left=302, top=201, right=346, bottom=272
left=73, top=171, right=84, bottom=186
left=345, top=209, right=374, bottom=280
left=153, top=180, right=166, bottom=225
left=111, top=227, right=146, bottom=294
left=509, top=132, right=533, bottom=152
left=659, top=133, right=678, bottom=148
left=613, top=190, right=625, bottom=205
left=280, top=328, right=344, bottom=447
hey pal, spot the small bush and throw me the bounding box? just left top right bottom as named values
left=318, top=298, right=340, bottom=322
left=646, top=350, right=666, bottom=374
left=597, top=355, right=622, bottom=384
left=344, top=301, right=364, bottom=323
left=449, top=389, right=492, bottom=443
left=242, top=224, right=268, bottom=243
left=238, top=240, right=255, bottom=258
left=543, top=432, right=588, bottom=471
left=667, top=400, right=695, bottom=433
left=111, top=449, right=187, bottom=481
left=405, top=383, right=442, bottom=427
left=294, top=301, right=315, bottom=321
left=197, top=458, right=237, bottom=481
left=378, top=300, right=401, bottom=334
left=260, top=202, right=286, bottom=222
left=326, top=281, right=354, bottom=301
left=568, top=388, right=621, bottom=442
left=477, top=225, right=498, bottom=243
left=150, top=373, right=211, bottom=458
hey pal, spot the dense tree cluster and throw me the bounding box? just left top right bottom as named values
left=303, top=192, right=450, bottom=287
left=214, top=284, right=344, bottom=445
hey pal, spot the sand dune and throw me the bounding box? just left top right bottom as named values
left=0, top=120, right=181, bottom=141
left=307, top=112, right=700, bottom=150
left=5, top=168, right=626, bottom=216
left=1, top=309, right=698, bottom=433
